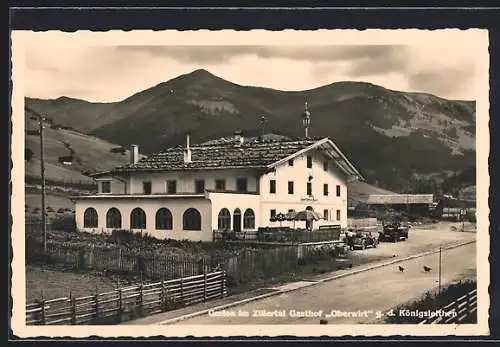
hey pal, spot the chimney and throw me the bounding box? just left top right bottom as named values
left=130, top=144, right=139, bottom=165
left=184, top=133, right=192, bottom=163
left=259, top=116, right=266, bottom=141
left=234, top=130, right=244, bottom=144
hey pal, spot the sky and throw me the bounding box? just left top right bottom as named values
left=23, top=34, right=481, bottom=102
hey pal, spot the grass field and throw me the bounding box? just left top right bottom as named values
left=26, top=264, right=133, bottom=303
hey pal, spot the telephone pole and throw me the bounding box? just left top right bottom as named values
left=39, top=116, right=47, bottom=254
left=438, top=246, right=442, bottom=295
left=26, top=106, right=47, bottom=254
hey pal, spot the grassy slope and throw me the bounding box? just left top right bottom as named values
left=24, top=117, right=134, bottom=184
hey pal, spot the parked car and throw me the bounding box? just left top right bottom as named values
left=346, top=229, right=379, bottom=250
left=380, top=220, right=410, bottom=242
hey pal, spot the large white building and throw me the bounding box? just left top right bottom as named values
left=72, top=127, right=364, bottom=242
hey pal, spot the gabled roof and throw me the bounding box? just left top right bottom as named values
left=93, top=136, right=364, bottom=180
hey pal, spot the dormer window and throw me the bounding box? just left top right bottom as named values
left=143, top=181, right=152, bottom=195
left=100, top=181, right=111, bottom=194
left=195, top=180, right=205, bottom=194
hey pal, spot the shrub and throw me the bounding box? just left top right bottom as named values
left=50, top=215, right=77, bottom=233
left=109, top=229, right=136, bottom=244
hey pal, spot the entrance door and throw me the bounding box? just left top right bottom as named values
left=233, top=208, right=242, bottom=232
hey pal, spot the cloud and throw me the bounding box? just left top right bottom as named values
left=114, top=45, right=408, bottom=65
left=407, top=63, right=475, bottom=99
left=345, top=46, right=409, bottom=77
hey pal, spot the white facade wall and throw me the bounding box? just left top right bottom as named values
left=115, top=169, right=259, bottom=195
left=74, top=197, right=213, bottom=242
left=259, top=149, right=348, bottom=228
left=207, top=192, right=261, bottom=231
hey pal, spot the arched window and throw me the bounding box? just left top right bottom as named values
left=243, top=208, right=255, bottom=229
left=183, top=208, right=202, bottom=231
left=156, top=208, right=173, bottom=230
left=130, top=208, right=146, bottom=229
left=218, top=208, right=231, bottom=230
left=106, top=208, right=122, bottom=229
left=83, top=207, right=98, bottom=228
left=306, top=206, right=314, bottom=211
left=233, top=208, right=242, bottom=232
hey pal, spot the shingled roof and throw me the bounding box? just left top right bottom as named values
left=96, top=136, right=364, bottom=179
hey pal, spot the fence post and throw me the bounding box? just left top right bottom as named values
left=94, top=289, right=100, bottom=323
left=118, top=248, right=122, bottom=271
left=203, top=271, right=207, bottom=302
left=160, top=280, right=166, bottom=311
left=70, top=293, right=77, bottom=325
left=220, top=270, right=226, bottom=298
left=138, top=284, right=144, bottom=317
left=464, top=291, right=471, bottom=323
left=40, top=299, right=46, bottom=325
left=180, top=271, right=184, bottom=304
left=117, top=288, right=123, bottom=323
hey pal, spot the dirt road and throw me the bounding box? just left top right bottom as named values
left=173, top=241, right=476, bottom=325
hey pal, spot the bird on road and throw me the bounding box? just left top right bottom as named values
left=423, top=266, right=432, bottom=272
left=398, top=266, right=405, bottom=272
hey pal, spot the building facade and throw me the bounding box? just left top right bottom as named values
left=72, top=134, right=363, bottom=242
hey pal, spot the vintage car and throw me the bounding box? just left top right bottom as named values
left=345, top=229, right=379, bottom=250
left=380, top=220, right=410, bottom=242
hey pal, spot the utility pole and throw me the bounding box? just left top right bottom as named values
left=26, top=106, right=47, bottom=254
left=438, top=246, right=442, bottom=295
left=39, top=115, right=47, bottom=254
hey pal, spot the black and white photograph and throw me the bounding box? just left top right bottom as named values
left=10, top=29, right=490, bottom=337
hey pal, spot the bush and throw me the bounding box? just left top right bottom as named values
left=109, top=229, right=136, bottom=244
left=50, top=215, right=77, bottom=233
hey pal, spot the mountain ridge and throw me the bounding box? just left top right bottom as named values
left=25, top=69, right=476, bottom=193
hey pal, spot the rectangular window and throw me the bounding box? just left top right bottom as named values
left=336, top=209, right=341, bottom=221
left=101, top=181, right=111, bottom=194
left=288, top=181, right=294, bottom=194
left=237, top=178, right=248, bottom=192
left=323, top=183, right=329, bottom=196
left=288, top=159, right=294, bottom=166
left=215, top=179, right=226, bottom=190
left=270, top=209, right=276, bottom=219
left=143, top=181, right=152, bottom=195
left=307, top=182, right=312, bottom=196
left=307, top=155, right=313, bottom=168
left=323, top=209, right=329, bottom=220
left=336, top=185, right=341, bottom=197
left=195, top=180, right=205, bottom=194
left=270, top=180, right=276, bottom=194
left=167, top=180, right=177, bottom=194
left=323, top=161, right=328, bottom=171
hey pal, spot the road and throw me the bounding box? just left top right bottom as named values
left=173, top=241, right=476, bottom=325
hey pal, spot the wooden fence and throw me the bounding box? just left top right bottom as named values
left=26, top=238, right=215, bottom=280
left=213, top=227, right=342, bottom=243
left=419, top=289, right=477, bottom=324
left=218, top=240, right=349, bottom=284
left=26, top=270, right=227, bottom=325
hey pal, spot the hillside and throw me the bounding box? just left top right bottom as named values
left=24, top=115, right=137, bottom=185
left=25, top=69, right=476, bottom=193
